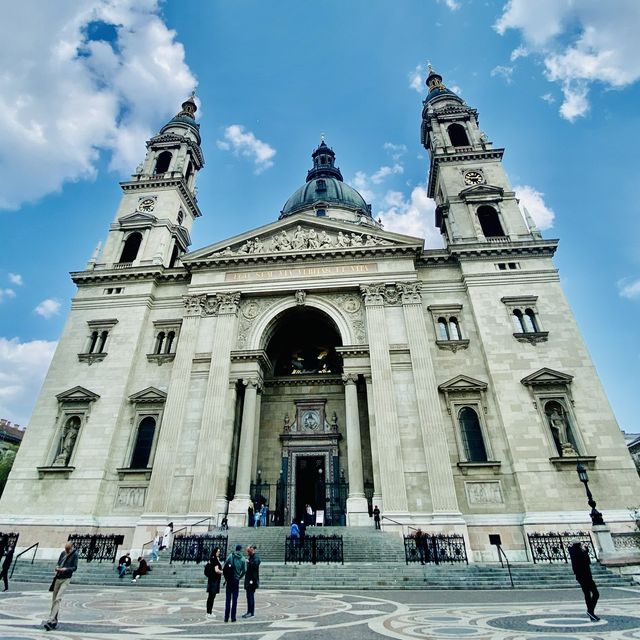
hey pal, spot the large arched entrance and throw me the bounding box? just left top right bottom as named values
left=251, top=306, right=352, bottom=526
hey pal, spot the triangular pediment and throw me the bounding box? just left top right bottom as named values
left=438, top=375, right=488, bottom=393
left=119, top=212, right=157, bottom=228
left=183, top=212, right=424, bottom=265
left=521, top=368, right=574, bottom=387
left=128, top=387, right=167, bottom=404
left=56, top=386, right=100, bottom=403
left=459, top=184, right=504, bottom=201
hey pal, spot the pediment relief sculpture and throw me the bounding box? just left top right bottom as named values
left=212, top=225, right=394, bottom=257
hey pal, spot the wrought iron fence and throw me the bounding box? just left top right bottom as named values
left=612, top=532, right=640, bottom=552
left=0, top=532, right=19, bottom=550
left=403, top=533, right=468, bottom=565
left=170, top=534, right=228, bottom=564
left=67, top=534, right=124, bottom=563
left=284, top=535, right=343, bottom=564
left=527, top=531, right=596, bottom=563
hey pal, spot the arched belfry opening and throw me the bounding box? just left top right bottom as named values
left=265, top=307, right=343, bottom=377
left=243, top=304, right=371, bottom=527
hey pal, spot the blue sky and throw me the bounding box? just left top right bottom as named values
left=1, top=0, right=639, bottom=431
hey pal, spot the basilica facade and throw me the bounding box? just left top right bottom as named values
left=2, top=68, right=638, bottom=560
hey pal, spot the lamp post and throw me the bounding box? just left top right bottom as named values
left=576, top=462, right=605, bottom=526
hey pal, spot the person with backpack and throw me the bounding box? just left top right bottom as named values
left=223, top=544, right=246, bottom=623
left=242, top=545, right=261, bottom=618
left=204, top=547, right=223, bottom=619
left=568, top=542, right=600, bottom=621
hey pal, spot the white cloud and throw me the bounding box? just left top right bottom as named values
left=34, top=299, right=61, bottom=318
left=618, top=278, right=640, bottom=300
left=378, top=185, right=443, bottom=248
left=510, top=45, right=528, bottom=61
left=514, top=185, right=555, bottom=231
left=495, top=0, right=640, bottom=121
left=438, top=0, right=460, bottom=10
left=491, top=65, right=514, bottom=84
left=371, top=164, right=404, bottom=184
left=541, top=93, right=556, bottom=104
left=0, top=337, right=57, bottom=426
left=8, top=273, right=23, bottom=286
left=0, top=289, right=16, bottom=303
left=383, top=142, right=407, bottom=162
left=0, top=0, right=196, bottom=210
left=216, top=124, right=276, bottom=174
left=409, top=65, right=424, bottom=93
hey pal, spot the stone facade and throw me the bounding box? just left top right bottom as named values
left=1, top=76, right=639, bottom=562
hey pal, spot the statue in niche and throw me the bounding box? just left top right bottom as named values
left=54, top=416, right=81, bottom=466
left=295, top=290, right=306, bottom=306
left=283, top=413, right=290, bottom=433
left=547, top=406, right=577, bottom=456
left=330, top=412, right=339, bottom=432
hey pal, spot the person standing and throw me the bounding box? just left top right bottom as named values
left=150, top=536, right=159, bottom=562
left=305, top=503, right=313, bottom=526
left=290, top=521, right=300, bottom=547
left=43, top=542, right=78, bottom=631
left=260, top=503, right=268, bottom=527
left=224, top=544, right=246, bottom=623
left=204, top=547, right=223, bottom=619
left=298, top=519, right=306, bottom=546
left=161, top=522, right=173, bottom=551
left=242, top=545, right=261, bottom=618
left=373, top=505, right=381, bottom=530
left=569, top=542, right=600, bottom=621
left=248, top=505, right=254, bottom=528
left=253, top=502, right=260, bottom=528
left=1, top=545, right=14, bottom=591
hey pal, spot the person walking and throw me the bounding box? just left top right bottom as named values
left=1, top=545, right=14, bottom=591
left=290, top=521, right=300, bottom=546
left=373, top=505, right=381, bottom=530
left=223, top=544, right=246, bottom=623
left=298, top=519, right=306, bottom=546
left=131, top=556, right=150, bottom=583
left=161, top=522, right=173, bottom=551
left=569, top=542, right=600, bottom=621
left=260, top=503, right=268, bottom=527
left=242, top=545, right=261, bottom=619
left=150, top=536, right=159, bottom=563
left=204, top=547, right=223, bottom=619
left=43, top=541, right=78, bottom=631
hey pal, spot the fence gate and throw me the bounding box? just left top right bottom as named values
left=403, top=533, right=468, bottom=565
left=170, top=535, right=228, bottom=564
left=67, top=534, right=124, bottom=563
left=527, top=531, right=596, bottom=563
left=284, top=535, right=344, bottom=565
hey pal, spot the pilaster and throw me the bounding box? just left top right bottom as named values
left=364, top=374, right=383, bottom=511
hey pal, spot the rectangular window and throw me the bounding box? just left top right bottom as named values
left=78, top=319, right=118, bottom=363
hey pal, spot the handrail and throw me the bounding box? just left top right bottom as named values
left=381, top=515, right=418, bottom=533
left=10, top=542, right=39, bottom=579
left=142, top=517, right=213, bottom=556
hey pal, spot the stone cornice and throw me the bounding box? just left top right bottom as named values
left=264, top=375, right=342, bottom=387
left=147, top=132, right=205, bottom=167
left=71, top=267, right=190, bottom=286
left=230, top=349, right=272, bottom=372
left=447, top=239, right=558, bottom=260
left=120, top=176, right=202, bottom=218
left=335, top=345, right=369, bottom=358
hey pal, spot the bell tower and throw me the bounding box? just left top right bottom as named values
left=421, top=66, right=540, bottom=246
left=95, top=94, right=205, bottom=270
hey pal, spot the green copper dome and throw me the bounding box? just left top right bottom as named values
left=280, top=141, right=371, bottom=218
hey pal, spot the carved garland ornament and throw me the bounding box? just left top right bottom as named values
left=360, top=282, right=423, bottom=306
left=183, top=292, right=241, bottom=317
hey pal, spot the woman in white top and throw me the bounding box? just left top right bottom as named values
left=162, top=522, right=173, bottom=550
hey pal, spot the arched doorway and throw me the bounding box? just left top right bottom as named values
left=253, top=306, right=350, bottom=526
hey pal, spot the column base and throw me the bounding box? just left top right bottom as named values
left=347, top=496, right=371, bottom=526
left=227, top=496, right=252, bottom=528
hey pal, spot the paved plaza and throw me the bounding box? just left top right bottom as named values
left=0, top=583, right=639, bottom=639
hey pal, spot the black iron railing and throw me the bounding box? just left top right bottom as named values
left=0, top=532, right=19, bottom=550
left=68, top=534, right=124, bottom=563
left=10, top=541, right=37, bottom=578
left=527, top=531, right=596, bottom=563
left=284, top=535, right=343, bottom=565
left=404, top=533, right=468, bottom=565
left=170, top=534, right=228, bottom=564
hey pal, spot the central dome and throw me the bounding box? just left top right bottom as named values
left=280, top=141, right=372, bottom=220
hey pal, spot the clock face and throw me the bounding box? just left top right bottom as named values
left=464, top=171, right=484, bottom=186
left=138, top=198, right=155, bottom=212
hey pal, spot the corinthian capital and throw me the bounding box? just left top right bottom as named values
left=217, top=292, right=241, bottom=315
left=397, top=281, right=423, bottom=305
left=183, top=294, right=206, bottom=317
left=360, top=284, right=386, bottom=306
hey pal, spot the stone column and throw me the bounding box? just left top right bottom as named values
left=343, top=373, right=369, bottom=524
left=364, top=374, right=383, bottom=511
left=227, top=378, right=260, bottom=525
left=189, top=293, right=240, bottom=514
left=145, top=294, right=205, bottom=514
left=398, top=282, right=460, bottom=517
left=251, top=390, right=262, bottom=484
left=360, top=285, right=408, bottom=513
left=213, top=380, right=238, bottom=521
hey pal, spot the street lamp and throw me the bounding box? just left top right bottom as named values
left=576, top=462, right=605, bottom=526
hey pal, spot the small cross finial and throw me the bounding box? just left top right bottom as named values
left=427, top=61, right=433, bottom=74
left=320, top=132, right=325, bottom=143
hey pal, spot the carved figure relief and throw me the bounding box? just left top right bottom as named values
left=236, top=296, right=284, bottom=349
left=295, top=290, right=306, bottom=306
left=465, top=481, right=503, bottom=505
left=212, top=225, right=392, bottom=257
left=53, top=416, right=81, bottom=466
left=115, top=486, right=146, bottom=508
left=327, top=293, right=366, bottom=344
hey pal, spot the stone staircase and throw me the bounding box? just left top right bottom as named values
left=9, top=526, right=632, bottom=591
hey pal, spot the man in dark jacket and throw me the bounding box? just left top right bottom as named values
left=568, top=542, right=600, bottom=621
left=224, top=544, right=246, bottom=623
left=44, top=542, right=79, bottom=630
left=242, top=545, right=261, bottom=618
left=1, top=545, right=14, bottom=591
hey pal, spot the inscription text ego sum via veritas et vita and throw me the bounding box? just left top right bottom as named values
left=225, top=263, right=378, bottom=282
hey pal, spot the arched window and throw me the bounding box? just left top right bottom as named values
left=130, top=416, right=156, bottom=468
left=88, top=331, right=99, bottom=354
left=97, top=330, right=109, bottom=353
left=155, top=331, right=166, bottom=355
left=477, top=206, right=505, bottom=238
left=177, top=211, right=184, bottom=225
left=458, top=407, right=488, bottom=462
left=524, top=309, right=538, bottom=332
left=448, top=123, right=470, bottom=147
left=154, top=151, right=172, bottom=174
left=449, top=317, right=462, bottom=340
left=169, top=245, right=180, bottom=268
left=184, top=161, right=194, bottom=184
left=119, top=232, right=142, bottom=263
left=165, top=331, right=176, bottom=353
left=512, top=309, right=525, bottom=332
left=437, top=318, right=450, bottom=341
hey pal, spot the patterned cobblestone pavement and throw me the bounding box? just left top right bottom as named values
left=0, top=584, right=639, bottom=639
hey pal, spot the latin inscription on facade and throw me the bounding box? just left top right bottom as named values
left=225, top=263, right=377, bottom=282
